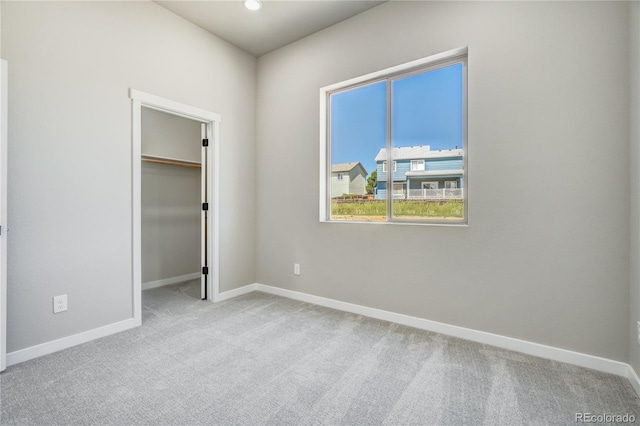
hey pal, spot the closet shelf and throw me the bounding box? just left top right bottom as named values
left=141, top=154, right=201, bottom=169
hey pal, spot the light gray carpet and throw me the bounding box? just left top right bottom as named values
left=1, top=280, right=639, bottom=425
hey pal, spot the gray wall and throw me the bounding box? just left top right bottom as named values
left=2, top=1, right=256, bottom=352
left=1, top=0, right=636, bottom=367
left=256, top=1, right=631, bottom=361
left=142, top=107, right=201, bottom=163
left=142, top=108, right=201, bottom=284
left=629, top=0, right=640, bottom=373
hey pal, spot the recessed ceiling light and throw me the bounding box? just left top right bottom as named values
left=243, top=0, right=262, bottom=11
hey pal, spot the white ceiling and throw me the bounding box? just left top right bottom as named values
left=155, top=0, right=386, bottom=57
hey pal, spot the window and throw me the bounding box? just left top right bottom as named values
left=423, top=181, right=439, bottom=190
left=393, top=182, right=406, bottom=197
left=382, top=161, right=397, bottom=173
left=321, top=47, right=467, bottom=224
left=411, top=160, right=425, bottom=171
left=337, top=173, right=344, bottom=181
left=422, top=182, right=440, bottom=199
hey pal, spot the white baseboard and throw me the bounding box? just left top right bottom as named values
left=142, top=272, right=200, bottom=291
left=253, top=283, right=635, bottom=382
left=215, top=283, right=257, bottom=302
left=8, top=281, right=640, bottom=398
left=626, top=364, right=640, bottom=396
left=6, top=318, right=136, bottom=367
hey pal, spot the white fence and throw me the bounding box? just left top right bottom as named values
left=407, top=188, right=463, bottom=200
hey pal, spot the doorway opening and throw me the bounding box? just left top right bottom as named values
left=141, top=108, right=204, bottom=303
left=130, top=89, right=221, bottom=327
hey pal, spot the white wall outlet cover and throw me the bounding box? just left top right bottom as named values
left=294, top=263, right=300, bottom=276
left=53, top=295, right=68, bottom=314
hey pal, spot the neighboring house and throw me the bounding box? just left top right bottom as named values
left=331, top=162, right=368, bottom=197
left=374, top=146, right=464, bottom=200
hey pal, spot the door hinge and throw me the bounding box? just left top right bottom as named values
left=202, top=138, right=209, bottom=147
left=202, top=266, right=209, bottom=275
left=202, top=202, right=209, bottom=211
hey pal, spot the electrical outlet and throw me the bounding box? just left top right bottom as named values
left=294, top=263, right=300, bottom=276
left=637, top=321, right=640, bottom=345
left=53, top=295, right=68, bottom=314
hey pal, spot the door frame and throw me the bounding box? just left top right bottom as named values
left=129, top=89, right=221, bottom=327
left=0, top=60, right=8, bottom=371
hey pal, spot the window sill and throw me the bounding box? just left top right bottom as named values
left=320, top=219, right=468, bottom=227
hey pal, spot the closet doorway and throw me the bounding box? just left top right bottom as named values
left=141, top=108, right=204, bottom=297
left=130, top=89, right=220, bottom=327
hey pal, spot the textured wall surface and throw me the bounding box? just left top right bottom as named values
left=2, top=1, right=256, bottom=352
left=256, top=1, right=631, bottom=361
left=1, top=0, right=636, bottom=368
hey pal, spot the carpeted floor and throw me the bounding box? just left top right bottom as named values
left=1, top=279, right=639, bottom=425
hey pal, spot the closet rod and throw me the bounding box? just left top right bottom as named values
left=141, top=154, right=201, bottom=169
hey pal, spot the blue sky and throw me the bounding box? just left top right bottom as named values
left=331, top=63, right=464, bottom=175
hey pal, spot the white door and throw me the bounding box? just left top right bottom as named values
left=1, top=60, right=9, bottom=371
left=200, top=124, right=208, bottom=300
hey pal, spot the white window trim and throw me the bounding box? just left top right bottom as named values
left=445, top=180, right=458, bottom=189
left=383, top=161, right=397, bottom=173
left=411, top=160, right=425, bottom=171
left=319, top=46, right=468, bottom=225
left=393, top=182, right=407, bottom=194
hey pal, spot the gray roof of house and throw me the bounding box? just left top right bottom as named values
left=374, top=146, right=463, bottom=161
left=331, top=162, right=367, bottom=175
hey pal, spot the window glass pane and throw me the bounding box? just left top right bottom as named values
left=330, top=81, right=388, bottom=221
left=391, top=63, right=465, bottom=221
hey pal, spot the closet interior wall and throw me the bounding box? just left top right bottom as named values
left=141, top=107, right=202, bottom=288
